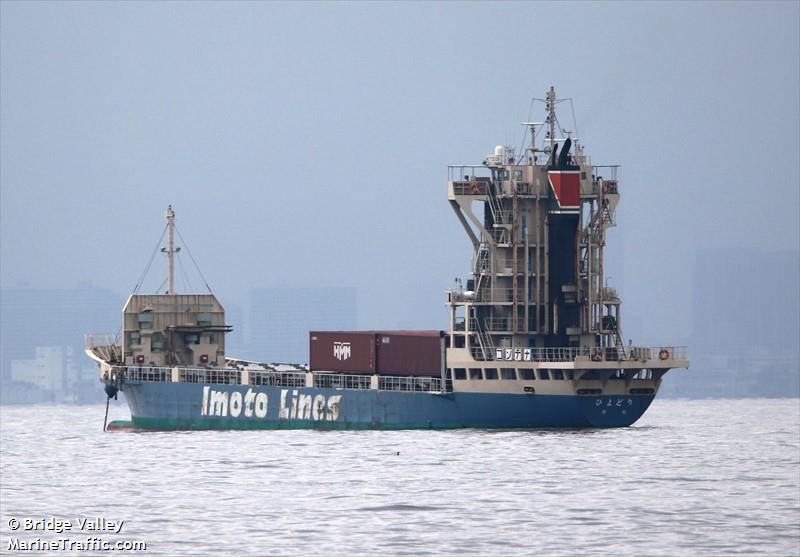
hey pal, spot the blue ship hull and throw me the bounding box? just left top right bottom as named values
left=120, top=381, right=655, bottom=430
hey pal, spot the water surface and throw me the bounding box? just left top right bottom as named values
left=1, top=399, right=798, bottom=556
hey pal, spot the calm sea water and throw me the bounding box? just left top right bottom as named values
left=1, top=399, right=798, bottom=557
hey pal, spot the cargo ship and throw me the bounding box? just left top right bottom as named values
left=87, top=87, right=689, bottom=430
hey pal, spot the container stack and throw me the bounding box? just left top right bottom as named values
left=309, top=331, right=443, bottom=376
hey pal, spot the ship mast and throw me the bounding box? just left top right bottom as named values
left=164, top=205, right=177, bottom=295
left=547, top=86, right=556, bottom=155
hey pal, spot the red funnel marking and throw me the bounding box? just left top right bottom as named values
left=548, top=171, right=580, bottom=208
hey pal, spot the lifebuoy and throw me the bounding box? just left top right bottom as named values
left=591, top=348, right=603, bottom=362
left=135, top=355, right=145, bottom=364
left=659, top=348, right=670, bottom=360
left=200, top=354, right=209, bottom=364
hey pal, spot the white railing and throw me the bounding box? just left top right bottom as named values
left=181, top=368, right=242, bottom=385
left=85, top=332, right=119, bottom=349
left=635, top=346, right=689, bottom=361
left=105, top=365, right=442, bottom=392
left=315, top=374, right=371, bottom=390
left=487, top=229, right=509, bottom=244
left=493, top=210, right=513, bottom=224
left=378, top=375, right=442, bottom=392
left=249, top=370, right=306, bottom=387
left=448, top=166, right=491, bottom=181
left=120, top=366, right=172, bottom=382
left=452, top=180, right=489, bottom=196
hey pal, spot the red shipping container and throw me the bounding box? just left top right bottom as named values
left=374, top=331, right=442, bottom=376
left=309, top=331, right=376, bottom=373
left=309, top=330, right=443, bottom=376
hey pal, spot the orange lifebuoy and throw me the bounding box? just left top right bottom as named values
left=659, top=348, right=670, bottom=360
left=591, top=348, right=603, bottom=362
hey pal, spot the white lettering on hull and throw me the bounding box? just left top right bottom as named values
left=255, top=393, right=268, bottom=418
left=209, top=391, right=228, bottom=416
left=230, top=391, right=243, bottom=417
left=202, top=387, right=342, bottom=421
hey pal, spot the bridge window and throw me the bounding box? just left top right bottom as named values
left=454, top=335, right=466, bottom=348
left=454, top=368, right=466, bottom=380
left=552, top=369, right=564, bottom=380
left=500, top=368, right=517, bottom=380
left=519, top=369, right=534, bottom=380
left=565, top=370, right=574, bottom=380
left=469, top=368, right=483, bottom=380
left=485, top=368, right=498, bottom=380
left=538, top=369, right=550, bottom=380
left=138, top=312, right=153, bottom=330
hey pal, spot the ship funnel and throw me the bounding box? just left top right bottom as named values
left=558, top=137, right=572, bottom=169
left=548, top=143, right=560, bottom=169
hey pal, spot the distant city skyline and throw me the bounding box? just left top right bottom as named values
left=3, top=243, right=798, bottom=404
left=1, top=2, right=798, bottom=403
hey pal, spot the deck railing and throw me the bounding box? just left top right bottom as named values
left=106, top=366, right=442, bottom=392
left=315, top=373, right=371, bottom=390
left=379, top=375, right=442, bottom=392
left=452, top=180, right=489, bottom=196
left=85, top=333, right=120, bottom=349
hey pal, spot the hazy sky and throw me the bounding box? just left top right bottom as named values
left=2, top=1, right=798, bottom=344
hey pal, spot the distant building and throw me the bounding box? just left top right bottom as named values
left=247, top=287, right=357, bottom=363
left=661, top=249, right=800, bottom=398
left=10, top=346, right=65, bottom=393
left=0, top=284, right=122, bottom=403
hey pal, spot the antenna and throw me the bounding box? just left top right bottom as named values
left=522, top=122, right=544, bottom=164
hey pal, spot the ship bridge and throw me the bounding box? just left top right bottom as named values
left=444, top=87, right=671, bottom=370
